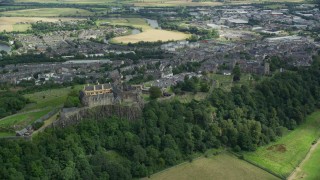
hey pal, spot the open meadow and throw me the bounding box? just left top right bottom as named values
left=147, top=153, right=279, bottom=180
left=0, top=8, right=93, bottom=17
left=243, top=111, right=320, bottom=178
left=0, top=17, right=80, bottom=32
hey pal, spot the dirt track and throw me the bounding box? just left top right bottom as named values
left=287, top=139, right=320, bottom=180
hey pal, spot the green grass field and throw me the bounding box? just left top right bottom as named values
left=97, top=18, right=152, bottom=31
left=0, top=86, right=83, bottom=136
left=0, top=8, right=93, bottom=17
left=294, top=142, right=320, bottom=180
left=22, top=87, right=72, bottom=111
left=0, top=108, right=51, bottom=129
left=244, top=111, right=320, bottom=178
left=12, top=24, right=31, bottom=31
left=15, top=0, right=114, bottom=4
left=0, top=132, right=15, bottom=137
left=147, top=153, right=279, bottom=180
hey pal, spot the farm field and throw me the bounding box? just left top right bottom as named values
left=0, top=17, right=82, bottom=32
left=14, top=0, right=114, bottom=4
left=97, top=18, right=152, bottom=31
left=132, top=0, right=303, bottom=7
left=112, top=29, right=190, bottom=44
left=243, top=111, right=320, bottom=178
left=0, top=8, right=93, bottom=17
left=147, top=153, right=279, bottom=180
left=0, top=17, right=58, bottom=32
left=291, top=140, right=320, bottom=180
left=133, top=0, right=223, bottom=7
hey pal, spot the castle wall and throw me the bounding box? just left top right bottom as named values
left=52, top=104, right=143, bottom=128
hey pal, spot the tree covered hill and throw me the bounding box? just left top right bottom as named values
left=1, top=58, right=320, bottom=179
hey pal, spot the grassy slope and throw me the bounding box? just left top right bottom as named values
left=0, top=109, right=51, bottom=128
left=295, top=143, right=320, bottom=180
left=0, top=86, right=83, bottom=136
left=22, top=87, right=71, bottom=111
left=244, top=111, right=320, bottom=178
left=0, top=8, right=93, bottom=17
left=148, top=153, right=279, bottom=180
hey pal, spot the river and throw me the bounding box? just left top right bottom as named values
left=131, top=29, right=141, bottom=35
left=146, top=19, right=160, bottom=29
left=0, top=43, right=11, bottom=53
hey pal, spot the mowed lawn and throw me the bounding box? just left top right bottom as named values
left=295, top=142, right=320, bottom=180
left=0, top=8, right=93, bottom=17
left=148, top=153, right=279, bottom=180
left=244, top=111, right=320, bottom=178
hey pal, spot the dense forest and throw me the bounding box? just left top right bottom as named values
left=0, top=91, right=29, bottom=118
left=1, top=59, right=320, bottom=179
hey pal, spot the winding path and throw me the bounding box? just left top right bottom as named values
left=288, top=139, right=320, bottom=180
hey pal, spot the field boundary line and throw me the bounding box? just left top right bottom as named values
left=287, top=137, right=320, bottom=180
left=232, top=150, right=285, bottom=179
left=146, top=155, right=205, bottom=178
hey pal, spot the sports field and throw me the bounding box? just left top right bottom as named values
left=148, top=153, right=279, bottom=180
left=0, top=17, right=78, bottom=32
left=244, top=111, right=320, bottom=178
left=0, top=8, right=93, bottom=17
